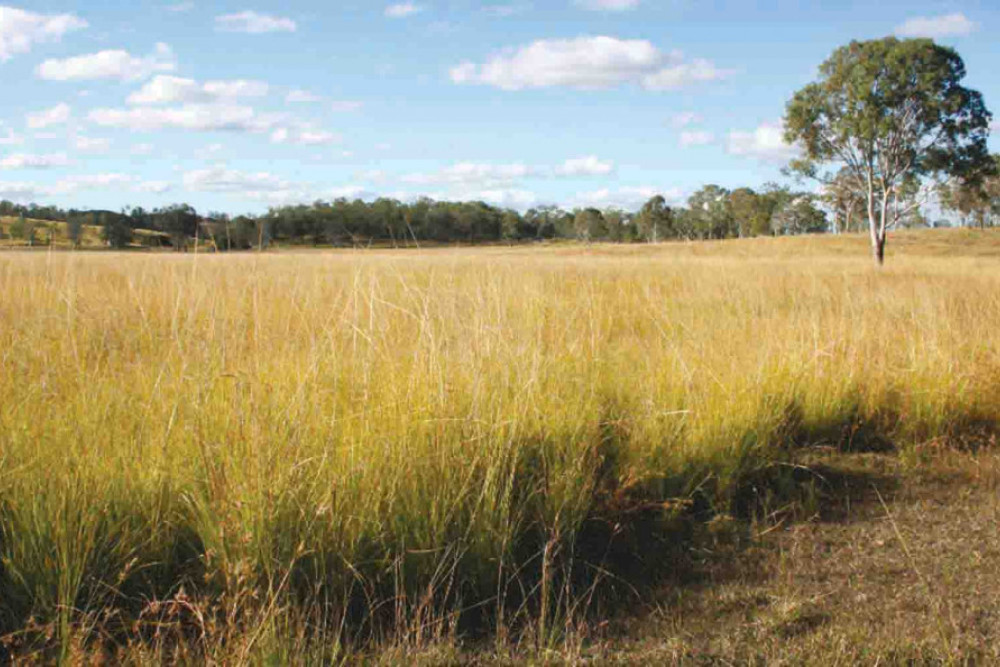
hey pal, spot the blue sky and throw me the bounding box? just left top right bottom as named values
left=0, top=0, right=997, bottom=214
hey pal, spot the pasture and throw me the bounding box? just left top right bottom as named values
left=1, top=229, right=999, bottom=662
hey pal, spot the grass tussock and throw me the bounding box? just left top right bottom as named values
left=2, top=230, right=1000, bottom=660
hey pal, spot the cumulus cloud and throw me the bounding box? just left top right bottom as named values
left=574, top=0, right=639, bottom=11
left=286, top=89, right=320, bottom=103
left=0, top=6, right=87, bottom=62
left=89, top=104, right=280, bottom=132
left=26, top=102, right=71, bottom=129
left=127, top=75, right=268, bottom=105
left=384, top=3, right=423, bottom=18
left=554, top=155, right=614, bottom=176
left=895, top=13, right=976, bottom=38
left=679, top=130, right=714, bottom=147
left=74, top=135, right=111, bottom=152
left=0, top=152, right=72, bottom=169
left=450, top=36, right=730, bottom=91
left=215, top=10, right=296, bottom=33
left=165, top=2, right=194, bottom=12
left=131, top=142, right=154, bottom=155
left=36, top=43, right=175, bottom=81
left=726, top=122, right=798, bottom=163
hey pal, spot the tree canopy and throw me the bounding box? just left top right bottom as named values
left=784, top=37, right=993, bottom=264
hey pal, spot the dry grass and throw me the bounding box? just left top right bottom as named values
left=1, top=229, right=999, bottom=662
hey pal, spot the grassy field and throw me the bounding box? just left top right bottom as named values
left=1, top=229, right=999, bottom=662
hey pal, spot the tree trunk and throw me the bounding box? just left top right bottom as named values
left=873, top=233, right=885, bottom=265
left=867, top=191, right=882, bottom=267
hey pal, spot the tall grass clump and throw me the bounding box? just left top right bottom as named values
left=2, top=231, right=1000, bottom=658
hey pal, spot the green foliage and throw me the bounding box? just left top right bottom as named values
left=66, top=216, right=84, bottom=247
left=100, top=212, right=133, bottom=248
left=636, top=195, right=671, bottom=242
left=938, top=155, right=1000, bottom=228
left=10, top=214, right=26, bottom=240
left=784, top=37, right=992, bottom=262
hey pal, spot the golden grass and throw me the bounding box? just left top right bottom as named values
left=1, top=229, right=1000, bottom=660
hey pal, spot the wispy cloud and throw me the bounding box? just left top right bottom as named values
left=573, top=0, right=639, bottom=11
left=384, top=3, right=423, bottom=19
left=26, top=102, right=71, bottom=129
left=215, top=11, right=296, bottom=33
left=895, top=13, right=976, bottom=38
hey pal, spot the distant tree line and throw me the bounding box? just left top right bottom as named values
left=1, top=167, right=995, bottom=250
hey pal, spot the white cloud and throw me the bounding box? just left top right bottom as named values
left=451, top=36, right=730, bottom=91
left=679, top=130, right=714, bottom=147
left=89, top=104, right=280, bottom=133
left=165, top=2, right=194, bottom=12
left=554, top=155, right=614, bottom=176
left=895, top=13, right=976, bottom=38
left=74, top=136, right=111, bottom=152
left=26, top=102, right=71, bottom=129
left=0, top=152, right=72, bottom=169
left=376, top=142, right=392, bottom=151
left=131, top=142, right=154, bottom=155
left=286, top=89, right=320, bottom=103
left=270, top=126, right=341, bottom=145
left=0, top=174, right=171, bottom=199
left=181, top=166, right=361, bottom=205
left=127, top=75, right=268, bottom=105
left=669, top=111, right=703, bottom=128
left=330, top=100, right=364, bottom=112
left=465, top=188, right=537, bottom=208
left=33, top=132, right=58, bottom=140
left=571, top=185, right=683, bottom=210
left=215, top=10, right=296, bottom=33
left=0, top=7, right=87, bottom=62
left=642, top=59, right=730, bottom=91
left=726, top=122, right=798, bottom=163
left=36, top=43, right=175, bottom=81
left=384, top=3, right=423, bottom=18
left=51, top=173, right=133, bottom=192
left=402, top=162, right=533, bottom=186
left=48, top=173, right=173, bottom=195
left=184, top=165, right=290, bottom=192
left=574, top=0, right=639, bottom=11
